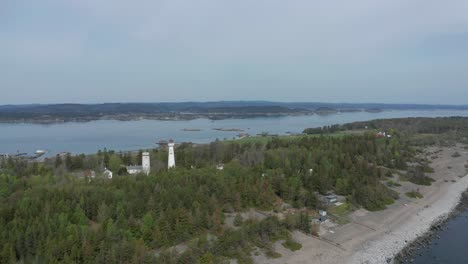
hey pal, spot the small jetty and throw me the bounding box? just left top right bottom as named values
left=213, top=128, right=245, bottom=132
left=0, top=150, right=48, bottom=160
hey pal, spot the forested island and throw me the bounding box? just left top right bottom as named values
left=1, top=117, right=468, bottom=263
left=1, top=102, right=468, bottom=123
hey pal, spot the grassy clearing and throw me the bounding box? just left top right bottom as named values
left=406, top=191, right=424, bottom=199
left=328, top=203, right=352, bottom=225
left=329, top=203, right=351, bottom=215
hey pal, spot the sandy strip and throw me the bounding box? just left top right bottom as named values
left=350, top=173, right=468, bottom=264
left=254, top=145, right=468, bottom=264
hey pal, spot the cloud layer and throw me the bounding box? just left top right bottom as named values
left=1, top=0, right=467, bottom=104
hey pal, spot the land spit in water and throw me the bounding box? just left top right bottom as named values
left=212, top=128, right=245, bottom=132
left=254, top=145, right=468, bottom=264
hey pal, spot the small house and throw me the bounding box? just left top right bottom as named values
left=83, top=170, right=96, bottom=179
left=375, top=131, right=386, bottom=138
left=319, top=210, right=328, bottom=222
left=103, top=168, right=113, bottom=179
left=126, top=165, right=143, bottom=175
left=216, top=164, right=224, bottom=170
left=325, top=194, right=337, bottom=204
left=126, top=152, right=150, bottom=175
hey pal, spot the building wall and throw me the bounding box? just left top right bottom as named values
left=127, top=169, right=141, bottom=174
left=142, top=152, right=150, bottom=174
left=168, top=143, right=176, bottom=169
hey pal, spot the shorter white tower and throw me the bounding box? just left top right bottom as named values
left=168, top=142, right=176, bottom=169
left=142, top=152, right=150, bottom=175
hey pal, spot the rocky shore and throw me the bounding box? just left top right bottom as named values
left=394, top=190, right=468, bottom=263
left=255, top=145, right=468, bottom=264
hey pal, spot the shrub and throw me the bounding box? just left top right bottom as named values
left=265, top=250, right=282, bottom=258
left=234, top=213, right=243, bottom=227
left=282, top=239, right=302, bottom=251
left=406, top=191, right=423, bottom=199
left=407, top=166, right=434, bottom=186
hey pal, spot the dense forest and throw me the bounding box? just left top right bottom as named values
left=341, top=116, right=468, bottom=135
left=305, top=117, right=468, bottom=145
left=1, top=117, right=466, bottom=263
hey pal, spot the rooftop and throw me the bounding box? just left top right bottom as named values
left=127, top=165, right=143, bottom=170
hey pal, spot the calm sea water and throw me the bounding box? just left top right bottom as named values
left=411, top=210, right=468, bottom=264
left=1, top=110, right=468, bottom=155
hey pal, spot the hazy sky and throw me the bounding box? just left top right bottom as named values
left=1, top=0, right=468, bottom=104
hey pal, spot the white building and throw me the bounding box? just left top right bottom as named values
left=126, top=166, right=142, bottom=175
left=103, top=168, right=113, bottom=179
left=319, top=210, right=328, bottom=222
left=216, top=164, right=224, bottom=170
left=142, top=152, right=150, bottom=175
left=127, top=152, right=151, bottom=175
left=168, top=142, right=176, bottom=169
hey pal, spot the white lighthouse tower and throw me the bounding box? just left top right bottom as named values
left=142, top=152, right=150, bottom=175
left=168, top=141, right=176, bottom=169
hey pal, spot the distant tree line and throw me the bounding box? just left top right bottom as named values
left=303, top=124, right=344, bottom=135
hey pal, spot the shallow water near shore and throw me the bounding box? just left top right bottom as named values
left=409, top=209, right=468, bottom=264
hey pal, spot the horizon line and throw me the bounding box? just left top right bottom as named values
left=1, top=101, right=468, bottom=107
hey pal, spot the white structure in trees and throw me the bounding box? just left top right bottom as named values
left=103, top=168, right=113, bottom=179
left=142, top=152, right=150, bottom=175
left=127, top=152, right=151, bottom=175
left=168, top=142, right=176, bottom=169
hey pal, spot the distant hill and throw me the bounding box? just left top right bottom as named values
left=183, top=105, right=305, bottom=114
left=0, top=101, right=467, bottom=123
left=314, top=107, right=339, bottom=115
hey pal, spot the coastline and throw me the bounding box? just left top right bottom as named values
left=349, top=175, right=468, bottom=264
left=394, top=190, right=468, bottom=263
left=348, top=144, right=468, bottom=264
left=254, top=145, right=468, bottom=264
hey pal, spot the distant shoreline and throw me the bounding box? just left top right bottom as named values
left=4, top=109, right=468, bottom=125
left=0, top=112, right=312, bottom=124
left=1, top=101, right=467, bottom=125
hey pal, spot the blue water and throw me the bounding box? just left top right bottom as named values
left=1, top=110, right=468, bottom=155
left=411, top=210, right=468, bottom=264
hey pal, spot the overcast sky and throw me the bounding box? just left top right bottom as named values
left=1, top=0, right=467, bottom=104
